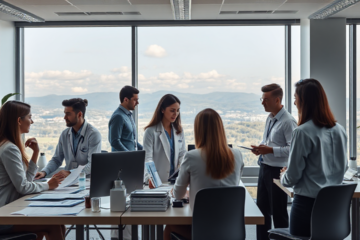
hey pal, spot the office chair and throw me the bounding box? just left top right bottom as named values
left=187, top=144, right=233, bottom=151
left=171, top=186, right=246, bottom=240
left=268, top=183, right=357, bottom=240
left=0, top=233, right=37, bottom=240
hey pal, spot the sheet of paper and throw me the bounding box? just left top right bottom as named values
left=28, top=199, right=84, bottom=207
left=11, top=206, right=84, bottom=216
left=57, top=165, right=86, bottom=189
left=42, top=187, right=81, bottom=194
left=27, top=193, right=88, bottom=201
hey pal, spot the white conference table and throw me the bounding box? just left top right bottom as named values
left=0, top=181, right=264, bottom=240
left=273, top=179, right=360, bottom=240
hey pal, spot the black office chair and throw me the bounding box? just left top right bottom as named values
left=187, top=144, right=233, bottom=151
left=0, top=233, right=37, bottom=240
left=268, top=183, right=357, bottom=240
left=171, top=186, right=246, bottom=240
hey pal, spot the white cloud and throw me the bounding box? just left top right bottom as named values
left=26, top=70, right=92, bottom=80
left=112, top=66, right=130, bottom=73
left=145, top=45, right=167, bottom=58
left=71, top=87, right=88, bottom=93
left=177, top=83, right=189, bottom=89
left=158, top=72, right=180, bottom=80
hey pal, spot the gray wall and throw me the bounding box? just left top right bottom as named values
left=0, top=20, right=15, bottom=101
left=300, top=18, right=347, bottom=128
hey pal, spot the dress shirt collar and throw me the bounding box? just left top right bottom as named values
left=119, top=105, right=132, bottom=116
left=269, top=106, right=286, bottom=121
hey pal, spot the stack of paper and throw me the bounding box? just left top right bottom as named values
left=130, top=190, right=170, bottom=212
left=28, top=199, right=84, bottom=207
left=11, top=207, right=84, bottom=216
left=26, top=193, right=88, bottom=201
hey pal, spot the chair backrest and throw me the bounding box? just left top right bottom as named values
left=192, top=186, right=246, bottom=240
left=311, top=183, right=357, bottom=240
left=187, top=144, right=233, bottom=151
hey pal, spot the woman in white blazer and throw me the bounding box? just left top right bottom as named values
left=143, top=94, right=186, bottom=183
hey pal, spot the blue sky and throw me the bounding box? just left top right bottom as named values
left=24, top=26, right=301, bottom=97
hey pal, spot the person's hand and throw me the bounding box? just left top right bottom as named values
left=35, top=171, right=46, bottom=180
left=251, top=144, right=273, bottom=155
left=250, top=145, right=260, bottom=156
left=47, top=175, right=63, bottom=190
left=149, top=179, right=155, bottom=189
left=25, top=138, right=39, bottom=153
left=54, top=170, right=71, bottom=179
left=280, top=166, right=287, bottom=179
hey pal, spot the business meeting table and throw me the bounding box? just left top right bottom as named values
left=273, top=179, right=360, bottom=240
left=0, top=181, right=264, bottom=240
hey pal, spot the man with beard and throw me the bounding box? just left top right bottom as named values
left=35, top=98, right=101, bottom=179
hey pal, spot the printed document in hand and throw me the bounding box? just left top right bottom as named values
left=26, top=193, right=88, bottom=201
left=28, top=199, right=84, bottom=207
left=11, top=206, right=84, bottom=216
left=57, top=165, right=86, bottom=189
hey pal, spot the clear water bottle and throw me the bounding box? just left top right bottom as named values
left=79, top=172, right=86, bottom=190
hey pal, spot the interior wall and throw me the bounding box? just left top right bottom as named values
left=300, top=18, right=347, bottom=128
left=0, top=20, right=15, bottom=102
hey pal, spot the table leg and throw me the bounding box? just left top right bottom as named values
left=150, top=225, right=155, bottom=240
left=156, top=225, right=163, bottom=240
left=118, top=225, right=123, bottom=240
left=132, top=225, right=138, bottom=240
left=76, top=225, right=84, bottom=240
left=86, top=225, right=89, bottom=240
left=142, top=225, right=149, bottom=240
left=352, top=198, right=360, bottom=240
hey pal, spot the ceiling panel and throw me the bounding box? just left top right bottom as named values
left=130, top=0, right=170, bottom=4
left=192, top=0, right=223, bottom=4
left=224, top=0, right=285, bottom=3
left=7, top=0, right=69, bottom=5
left=69, top=0, right=130, bottom=5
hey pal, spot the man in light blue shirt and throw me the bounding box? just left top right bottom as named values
left=108, top=85, right=143, bottom=152
left=251, top=84, right=297, bottom=240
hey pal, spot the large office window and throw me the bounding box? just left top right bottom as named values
left=24, top=27, right=131, bottom=160
left=137, top=26, right=286, bottom=168
left=291, top=25, right=301, bottom=117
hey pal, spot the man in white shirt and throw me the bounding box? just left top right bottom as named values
left=251, top=84, right=297, bottom=240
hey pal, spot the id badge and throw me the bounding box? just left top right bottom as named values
left=70, top=161, right=78, bottom=169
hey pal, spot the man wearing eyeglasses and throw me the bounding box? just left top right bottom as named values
left=251, top=84, right=297, bottom=240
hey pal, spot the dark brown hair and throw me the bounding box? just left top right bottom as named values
left=261, top=83, right=283, bottom=102
left=194, top=108, right=235, bottom=180
left=120, top=86, right=139, bottom=103
left=295, top=78, right=336, bottom=128
left=62, top=98, right=88, bottom=118
left=0, top=101, right=31, bottom=167
left=144, top=94, right=182, bottom=134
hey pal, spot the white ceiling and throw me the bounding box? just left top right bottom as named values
left=0, top=0, right=360, bottom=22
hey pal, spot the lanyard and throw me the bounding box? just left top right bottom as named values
left=266, top=119, right=278, bottom=140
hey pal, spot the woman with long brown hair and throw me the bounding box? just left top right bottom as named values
left=164, top=108, right=244, bottom=240
left=280, top=79, right=347, bottom=237
left=0, top=101, right=65, bottom=240
left=143, top=94, right=186, bottom=182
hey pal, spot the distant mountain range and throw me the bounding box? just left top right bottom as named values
left=26, top=91, right=265, bottom=115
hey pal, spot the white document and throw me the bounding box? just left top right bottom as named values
left=11, top=206, right=84, bottom=216
left=27, top=193, right=88, bottom=201
left=57, top=165, right=86, bottom=189
left=42, top=187, right=81, bottom=194
left=28, top=200, right=84, bottom=207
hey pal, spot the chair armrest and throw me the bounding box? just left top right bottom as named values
left=0, top=233, right=37, bottom=240
left=170, top=232, right=187, bottom=240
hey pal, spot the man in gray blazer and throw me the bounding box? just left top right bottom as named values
left=35, top=98, right=101, bottom=179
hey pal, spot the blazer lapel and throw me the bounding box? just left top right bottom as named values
left=157, top=122, right=171, bottom=162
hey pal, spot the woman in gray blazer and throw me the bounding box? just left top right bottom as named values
left=164, top=108, right=244, bottom=240
left=280, top=79, right=347, bottom=237
left=143, top=94, right=186, bottom=183
left=0, top=101, right=65, bottom=240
